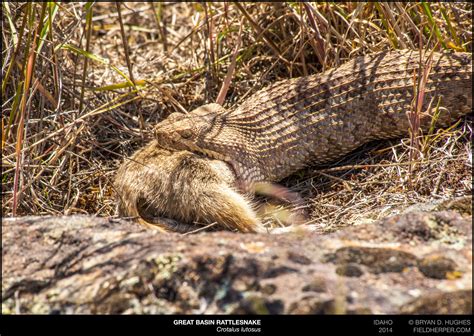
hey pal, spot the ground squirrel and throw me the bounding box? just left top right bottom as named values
left=114, top=140, right=264, bottom=233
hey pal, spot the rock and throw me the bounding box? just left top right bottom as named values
left=2, top=210, right=471, bottom=314
left=400, top=290, right=472, bottom=314
left=418, top=255, right=459, bottom=280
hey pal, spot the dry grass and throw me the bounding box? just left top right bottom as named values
left=2, top=3, right=472, bottom=229
left=287, top=120, right=472, bottom=232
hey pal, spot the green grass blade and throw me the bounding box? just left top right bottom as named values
left=92, top=80, right=146, bottom=92
left=36, top=2, right=59, bottom=55
left=3, top=2, right=18, bottom=48
left=421, top=2, right=446, bottom=49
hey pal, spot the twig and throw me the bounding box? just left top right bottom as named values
left=216, top=18, right=243, bottom=105
left=78, top=3, right=93, bottom=114
left=116, top=2, right=135, bottom=88
left=183, top=222, right=219, bottom=235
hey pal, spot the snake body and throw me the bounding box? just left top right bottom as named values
left=154, top=50, right=472, bottom=185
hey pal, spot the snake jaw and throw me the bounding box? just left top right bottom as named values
left=154, top=108, right=260, bottom=189
left=154, top=104, right=220, bottom=151
left=154, top=103, right=232, bottom=159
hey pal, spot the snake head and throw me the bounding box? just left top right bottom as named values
left=154, top=103, right=226, bottom=153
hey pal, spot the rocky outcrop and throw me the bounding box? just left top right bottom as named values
left=2, top=205, right=471, bottom=314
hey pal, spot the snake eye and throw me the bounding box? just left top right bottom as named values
left=180, top=129, right=193, bottom=139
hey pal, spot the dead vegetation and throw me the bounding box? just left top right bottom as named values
left=1, top=2, right=472, bottom=230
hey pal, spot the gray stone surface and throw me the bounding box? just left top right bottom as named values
left=2, top=206, right=472, bottom=314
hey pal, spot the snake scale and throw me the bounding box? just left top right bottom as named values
left=154, top=49, right=472, bottom=188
